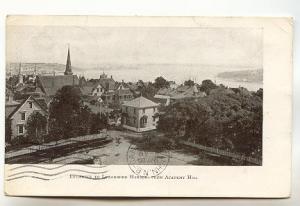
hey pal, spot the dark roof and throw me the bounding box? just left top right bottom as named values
left=5, top=105, right=19, bottom=118
left=114, top=88, right=133, bottom=96
left=37, top=75, right=79, bottom=96
left=99, top=78, right=115, bottom=91
left=35, top=98, right=48, bottom=111
left=156, top=87, right=176, bottom=96
left=80, top=85, right=94, bottom=96
left=176, top=85, right=190, bottom=92
left=128, top=83, right=138, bottom=91
left=114, top=82, right=130, bottom=90
left=79, top=76, right=87, bottom=86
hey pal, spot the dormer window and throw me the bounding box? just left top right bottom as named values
left=29, top=102, right=33, bottom=108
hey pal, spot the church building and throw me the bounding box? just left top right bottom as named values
left=36, top=46, right=79, bottom=96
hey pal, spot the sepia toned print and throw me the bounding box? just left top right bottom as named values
left=4, top=16, right=292, bottom=197
left=5, top=24, right=263, bottom=166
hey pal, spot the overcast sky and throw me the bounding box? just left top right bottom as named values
left=6, top=26, right=263, bottom=68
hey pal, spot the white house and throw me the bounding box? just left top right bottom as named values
left=121, top=96, right=159, bottom=132
left=5, top=95, right=48, bottom=142
left=91, top=84, right=105, bottom=96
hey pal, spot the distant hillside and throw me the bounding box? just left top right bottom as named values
left=217, top=69, right=263, bottom=83
left=6, top=63, right=83, bottom=75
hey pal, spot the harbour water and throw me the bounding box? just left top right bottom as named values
left=76, top=64, right=263, bottom=92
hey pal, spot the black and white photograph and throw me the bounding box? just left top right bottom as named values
left=2, top=15, right=293, bottom=198
left=5, top=20, right=263, bottom=166
left=0, top=0, right=297, bottom=201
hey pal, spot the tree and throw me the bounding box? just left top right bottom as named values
left=5, top=119, right=12, bottom=144
left=76, top=105, right=92, bottom=136
left=136, top=82, right=158, bottom=100
left=158, top=84, right=263, bottom=158
left=49, top=86, right=84, bottom=139
left=255, top=88, right=263, bottom=99
left=184, top=80, right=195, bottom=87
left=153, top=76, right=170, bottom=89
left=25, top=112, right=48, bottom=144
left=157, top=100, right=212, bottom=142
left=90, top=113, right=108, bottom=134
left=200, top=79, right=217, bottom=95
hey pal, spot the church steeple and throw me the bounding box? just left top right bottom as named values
left=64, top=45, right=73, bottom=75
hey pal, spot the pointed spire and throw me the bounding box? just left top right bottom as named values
left=64, top=44, right=73, bottom=75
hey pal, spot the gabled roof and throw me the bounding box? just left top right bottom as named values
left=115, top=81, right=130, bottom=90
left=122, top=96, right=159, bottom=108
left=176, top=85, right=190, bottom=92
left=99, top=78, right=115, bottom=91
left=37, top=75, right=79, bottom=96
left=80, top=85, right=94, bottom=96
left=156, top=87, right=176, bottom=96
left=5, top=105, right=19, bottom=118
left=6, top=95, right=48, bottom=119
left=35, top=98, right=48, bottom=111
left=115, top=88, right=133, bottom=96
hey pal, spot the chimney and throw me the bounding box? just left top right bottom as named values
left=111, top=75, right=113, bottom=79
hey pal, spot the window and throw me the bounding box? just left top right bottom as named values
left=153, top=117, right=156, bottom=122
left=29, top=102, right=33, bottom=108
left=153, top=108, right=156, bottom=112
left=18, top=124, right=24, bottom=134
left=134, top=108, right=136, bottom=114
left=20, top=112, right=26, bottom=120
left=97, top=88, right=100, bottom=92
left=143, top=108, right=146, bottom=113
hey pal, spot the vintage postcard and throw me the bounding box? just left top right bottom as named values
left=4, top=16, right=292, bottom=197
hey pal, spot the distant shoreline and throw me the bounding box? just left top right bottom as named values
left=217, top=69, right=263, bottom=84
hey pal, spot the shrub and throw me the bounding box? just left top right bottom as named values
left=137, top=133, right=175, bottom=152
left=10, top=135, right=30, bottom=146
